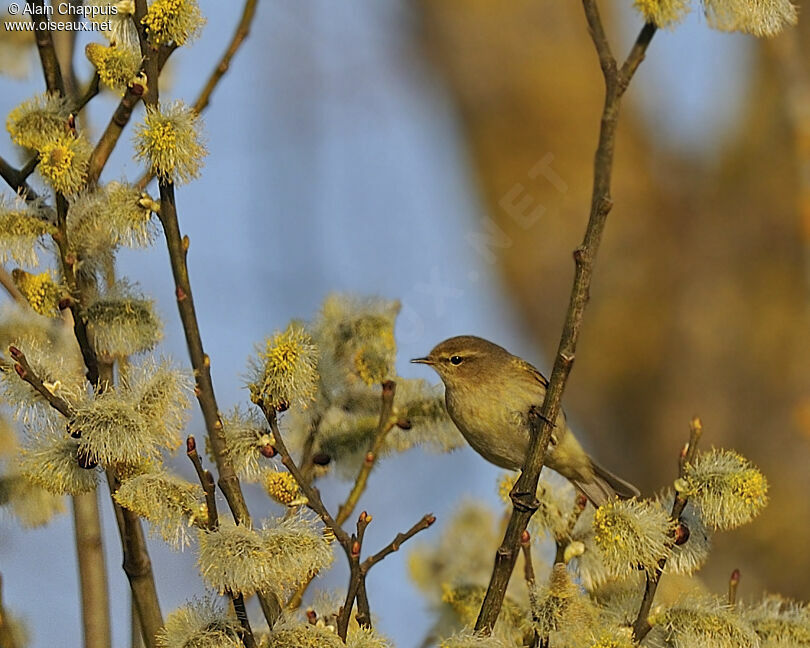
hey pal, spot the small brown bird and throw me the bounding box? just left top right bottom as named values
left=412, top=335, right=638, bottom=506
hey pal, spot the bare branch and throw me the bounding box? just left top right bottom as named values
left=632, top=417, right=702, bottom=641
left=474, top=3, right=657, bottom=632
left=337, top=380, right=396, bottom=525
left=361, top=513, right=436, bottom=574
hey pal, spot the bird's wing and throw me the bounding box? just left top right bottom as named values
left=516, top=358, right=549, bottom=388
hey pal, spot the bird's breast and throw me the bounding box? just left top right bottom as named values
left=444, top=383, right=534, bottom=470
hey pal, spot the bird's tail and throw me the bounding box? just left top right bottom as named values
left=573, top=460, right=640, bottom=507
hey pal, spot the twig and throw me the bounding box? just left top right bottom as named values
left=631, top=417, right=702, bottom=641
left=336, top=513, right=371, bottom=638
left=135, top=0, right=259, bottom=191
left=0, top=268, right=25, bottom=305
left=264, top=408, right=351, bottom=548
left=106, top=469, right=164, bottom=648
left=185, top=436, right=256, bottom=648
left=186, top=436, right=218, bottom=530
left=473, top=3, right=657, bottom=634
left=8, top=345, right=72, bottom=416
left=131, top=2, right=280, bottom=626
left=336, top=380, right=397, bottom=526
left=31, top=0, right=65, bottom=95
left=85, top=48, right=174, bottom=186
left=72, top=492, right=113, bottom=648
left=54, top=198, right=100, bottom=385
left=94, top=360, right=164, bottom=648
left=288, top=383, right=395, bottom=610
left=360, top=513, right=436, bottom=574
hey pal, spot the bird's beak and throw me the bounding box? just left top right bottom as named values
left=410, top=356, right=434, bottom=365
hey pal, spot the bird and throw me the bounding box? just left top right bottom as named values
left=411, top=335, right=638, bottom=506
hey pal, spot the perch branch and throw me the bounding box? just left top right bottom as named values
left=474, top=3, right=657, bottom=633
left=631, top=417, right=702, bottom=640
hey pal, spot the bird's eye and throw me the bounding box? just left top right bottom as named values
left=449, top=355, right=463, bottom=365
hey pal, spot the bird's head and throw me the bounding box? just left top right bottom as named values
left=411, top=335, right=510, bottom=390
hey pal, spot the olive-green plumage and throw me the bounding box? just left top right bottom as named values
left=412, top=335, right=638, bottom=506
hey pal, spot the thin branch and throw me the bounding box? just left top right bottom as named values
left=31, top=0, right=65, bottom=95
left=474, top=4, right=657, bottom=633
left=288, top=383, right=396, bottom=610
left=95, top=360, right=164, bottom=648
left=185, top=436, right=256, bottom=648
left=336, top=513, right=371, bottom=639
left=0, top=268, right=25, bottom=305
left=186, top=435, right=218, bottom=530
left=135, top=0, right=259, bottom=191
left=8, top=345, right=72, bottom=416
left=72, top=491, right=113, bottom=648
left=631, top=417, right=702, bottom=641
left=336, top=380, right=397, bottom=526
left=106, top=469, right=164, bottom=648
left=264, top=408, right=351, bottom=548
left=360, top=513, right=436, bottom=574
left=86, top=48, right=174, bottom=186
left=132, top=3, right=279, bottom=626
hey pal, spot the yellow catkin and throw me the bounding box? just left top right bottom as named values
left=263, top=471, right=301, bottom=506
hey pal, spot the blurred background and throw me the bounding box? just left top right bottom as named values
left=2, top=0, right=810, bottom=646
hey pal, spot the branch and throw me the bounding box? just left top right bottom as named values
left=106, top=469, right=164, bottom=648
left=71, top=492, right=113, bottom=648
left=31, top=0, right=65, bottom=95
left=0, top=268, right=25, bottom=305
left=289, top=383, right=396, bottom=610
left=336, top=512, right=371, bottom=639
left=132, top=4, right=280, bottom=627
left=474, top=4, right=657, bottom=633
left=632, top=417, right=702, bottom=640
left=186, top=435, right=218, bottom=530
left=86, top=40, right=175, bottom=186
left=185, top=436, right=257, bottom=648
left=336, top=380, right=396, bottom=525
left=264, top=408, right=351, bottom=548
left=360, top=513, right=436, bottom=574
left=8, top=345, right=72, bottom=416
left=135, top=0, right=259, bottom=191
